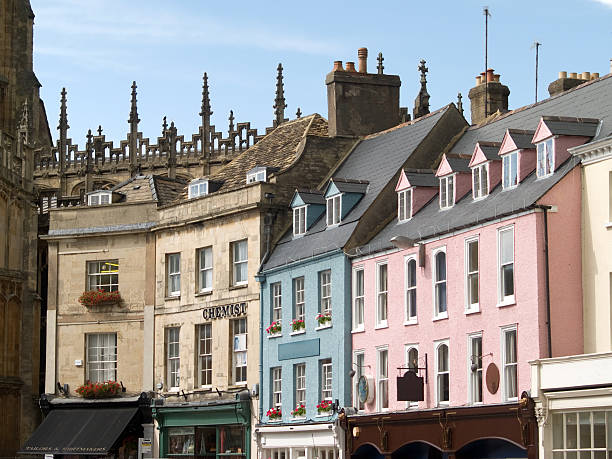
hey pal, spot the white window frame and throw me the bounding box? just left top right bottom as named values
left=376, top=346, right=389, bottom=411
left=353, top=351, right=365, bottom=411
left=295, top=363, right=306, bottom=412
left=501, top=325, right=518, bottom=402
left=271, top=282, right=282, bottom=324
left=326, top=194, right=342, bottom=226
left=435, top=339, right=450, bottom=406
left=398, top=188, right=412, bottom=222
left=232, top=318, right=248, bottom=385
left=197, top=246, right=213, bottom=293
left=319, top=270, right=332, bottom=316
left=86, top=260, right=119, bottom=292
left=467, top=332, right=483, bottom=404
left=293, top=277, right=305, bottom=322
left=87, top=191, right=112, bottom=206
left=405, top=256, right=417, bottom=324
left=247, top=170, right=267, bottom=184
left=232, top=239, right=248, bottom=286
left=536, top=137, right=555, bottom=178
left=166, top=253, right=181, bottom=297
left=551, top=411, right=611, bottom=456
left=375, top=262, right=388, bottom=328
left=433, top=247, right=448, bottom=320
left=197, top=323, right=212, bottom=388
left=465, top=237, right=479, bottom=313
left=293, top=205, right=307, bottom=236
left=439, top=175, right=455, bottom=209
left=166, top=327, right=180, bottom=390
left=271, top=367, right=282, bottom=410
left=404, top=344, right=419, bottom=408
left=502, top=151, right=518, bottom=189
left=321, top=359, right=332, bottom=401
left=352, top=267, right=364, bottom=331
left=86, top=333, right=117, bottom=383
left=497, top=226, right=515, bottom=306
left=188, top=180, right=208, bottom=199
left=472, top=163, right=489, bottom=199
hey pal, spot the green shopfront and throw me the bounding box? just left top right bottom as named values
left=153, top=398, right=251, bottom=459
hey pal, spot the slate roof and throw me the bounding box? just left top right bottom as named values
left=445, top=156, right=471, bottom=172
left=263, top=105, right=452, bottom=271
left=506, top=129, right=535, bottom=150
left=476, top=141, right=502, bottom=160
left=404, top=172, right=438, bottom=187
left=540, top=116, right=600, bottom=137
left=294, top=190, right=325, bottom=206
left=208, top=114, right=328, bottom=192
left=111, top=175, right=186, bottom=205
left=330, top=178, right=369, bottom=194
left=358, top=74, right=612, bottom=256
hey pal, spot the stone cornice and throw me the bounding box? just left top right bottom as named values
left=569, top=136, right=612, bottom=165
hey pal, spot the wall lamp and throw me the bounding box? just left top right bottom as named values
left=348, top=362, right=371, bottom=378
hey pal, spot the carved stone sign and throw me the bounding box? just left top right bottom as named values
left=202, top=302, right=247, bottom=320
left=396, top=371, right=424, bottom=401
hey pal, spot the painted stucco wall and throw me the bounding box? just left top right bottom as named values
left=351, top=212, right=550, bottom=412
left=260, top=251, right=352, bottom=423
left=580, top=155, right=612, bottom=353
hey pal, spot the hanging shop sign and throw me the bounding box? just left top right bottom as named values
left=357, top=375, right=375, bottom=404
left=202, top=302, right=247, bottom=320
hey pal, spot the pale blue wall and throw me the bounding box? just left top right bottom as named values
left=259, top=249, right=352, bottom=424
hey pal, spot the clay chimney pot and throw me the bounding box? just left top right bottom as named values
left=476, top=76, right=482, bottom=85
left=493, top=74, right=500, bottom=82
left=558, top=71, right=567, bottom=79
left=333, top=61, right=344, bottom=72
left=592, top=72, right=600, bottom=80
left=486, top=68, right=495, bottom=82
left=582, top=71, right=590, bottom=80
left=345, top=61, right=356, bottom=72
left=358, top=48, right=368, bottom=73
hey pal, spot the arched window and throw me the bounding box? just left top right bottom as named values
left=436, top=342, right=449, bottom=405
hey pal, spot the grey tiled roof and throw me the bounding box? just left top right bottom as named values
left=541, top=116, right=600, bottom=137
left=506, top=129, right=535, bottom=150
left=330, top=178, right=369, bottom=194
left=295, top=190, right=325, bottom=205
left=403, top=172, right=437, bottom=187
left=263, top=105, right=451, bottom=271
left=477, top=142, right=502, bottom=161
left=445, top=156, right=471, bottom=172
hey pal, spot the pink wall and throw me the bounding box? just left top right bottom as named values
left=537, top=165, right=583, bottom=357
left=412, top=187, right=437, bottom=215
left=352, top=213, right=550, bottom=412
left=454, top=172, right=471, bottom=204
left=554, top=136, right=589, bottom=169
left=488, top=160, right=502, bottom=191
left=518, top=149, right=536, bottom=183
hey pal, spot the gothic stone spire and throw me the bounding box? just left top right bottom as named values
left=199, top=73, right=212, bottom=159
left=19, top=99, right=30, bottom=144
left=273, top=63, right=287, bottom=127
left=128, top=81, right=140, bottom=128
left=128, top=81, right=140, bottom=176
left=457, top=92, right=464, bottom=117
left=413, top=59, right=431, bottom=120
left=57, top=88, right=69, bottom=187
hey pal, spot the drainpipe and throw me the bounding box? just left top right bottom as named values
left=536, top=204, right=553, bottom=358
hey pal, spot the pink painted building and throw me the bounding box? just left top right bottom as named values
left=345, top=98, right=610, bottom=457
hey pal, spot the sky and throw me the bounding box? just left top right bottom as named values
left=30, top=0, right=612, bottom=146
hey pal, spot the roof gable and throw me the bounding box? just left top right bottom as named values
left=436, top=154, right=471, bottom=177
left=533, top=116, right=600, bottom=143
left=291, top=190, right=325, bottom=208
left=396, top=170, right=437, bottom=191
left=499, top=129, right=535, bottom=155
left=469, top=142, right=501, bottom=167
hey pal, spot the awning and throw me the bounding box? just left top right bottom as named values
left=19, top=407, right=138, bottom=456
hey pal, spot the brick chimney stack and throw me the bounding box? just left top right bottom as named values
left=326, top=48, right=401, bottom=137
left=548, top=70, right=601, bottom=97
left=468, top=68, right=510, bottom=125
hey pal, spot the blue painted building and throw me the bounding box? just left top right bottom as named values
left=255, top=104, right=465, bottom=459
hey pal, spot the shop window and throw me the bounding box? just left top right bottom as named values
left=167, top=426, right=246, bottom=459
left=198, top=324, right=212, bottom=387
left=552, top=411, right=611, bottom=457
left=86, top=333, right=117, bottom=383
left=232, top=318, right=247, bottom=385
left=86, top=260, right=118, bottom=292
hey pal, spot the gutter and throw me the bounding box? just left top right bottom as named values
left=535, top=204, right=553, bottom=358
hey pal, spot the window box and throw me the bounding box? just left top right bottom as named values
left=316, top=313, right=331, bottom=327
left=291, top=319, right=305, bottom=332
left=291, top=404, right=306, bottom=417
left=79, top=290, right=122, bottom=308
left=266, top=408, right=282, bottom=420
left=266, top=321, right=282, bottom=336
left=76, top=380, right=122, bottom=399
left=316, top=400, right=332, bottom=414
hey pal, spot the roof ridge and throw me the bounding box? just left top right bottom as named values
left=362, top=103, right=452, bottom=139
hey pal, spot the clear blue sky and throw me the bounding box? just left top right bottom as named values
left=31, top=0, right=612, bottom=146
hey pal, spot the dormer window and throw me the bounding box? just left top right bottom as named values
left=88, top=191, right=112, bottom=206
left=472, top=163, right=489, bottom=199
left=246, top=167, right=267, bottom=184
left=502, top=152, right=518, bottom=189
left=439, top=176, right=454, bottom=209
left=398, top=189, right=412, bottom=222
left=293, top=206, right=306, bottom=236
left=326, top=195, right=341, bottom=226
left=188, top=180, right=208, bottom=199
left=537, top=138, right=554, bottom=178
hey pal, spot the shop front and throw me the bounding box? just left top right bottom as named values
left=256, top=422, right=345, bottom=459
left=345, top=395, right=538, bottom=459
left=152, top=397, right=251, bottom=459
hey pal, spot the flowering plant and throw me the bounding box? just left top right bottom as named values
left=291, top=319, right=305, bottom=331
left=79, top=289, right=121, bottom=308
left=316, top=312, right=332, bottom=326
left=266, top=407, right=282, bottom=420
left=266, top=321, right=282, bottom=335
left=316, top=400, right=332, bottom=413
left=76, top=380, right=121, bottom=398
left=291, top=404, right=306, bottom=417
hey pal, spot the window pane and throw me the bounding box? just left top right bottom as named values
left=482, top=165, right=488, bottom=194
left=579, top=412, right=592, bottom=449
left=436, top=252, right=446, bottom=281
left=511, top=153, right=518, bottom=185
left=553, top=413, right=564, bottom=449
left=436, top=283, right=447, bottom=313
left=593, top=411, right=606, bottom=448
left=438, top=345, right=448, bottom=372
left=501, top=230, right=513, bottom=264
left=448, top=176, right=454, bottom=204
left=502, top=265, right=514, bottom=296
left=468, top=241, right=478, bottom=272
left=566, top=413, right=578, bottom=449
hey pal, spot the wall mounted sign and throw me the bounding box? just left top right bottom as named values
left=396, top=371, right=424, bottom=401
left=486, top=362, right=500, bottom=394
left=358, top=375, right=375, bottom=404
left=202, top=302, right=247, bottom=320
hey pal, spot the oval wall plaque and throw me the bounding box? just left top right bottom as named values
left=486, top=362, right=500, bottom=394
